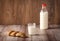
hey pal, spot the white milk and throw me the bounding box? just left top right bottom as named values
left=28, top=23, right=39, bottom=35
left=40, top=11, right=48, bottom=29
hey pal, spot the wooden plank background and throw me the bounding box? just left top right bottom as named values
left=0, top=0, right=60, bottom=25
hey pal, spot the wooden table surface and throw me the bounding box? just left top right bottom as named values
left=26, top=29, right=60, bottom=41
left=1, top=29, right=60, bottom=41
left=0, top=25, right=60, bottom=41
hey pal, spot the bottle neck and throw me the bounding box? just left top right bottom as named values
left=42, top=6, right=47, bottom=12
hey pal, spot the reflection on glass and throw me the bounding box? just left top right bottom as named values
left=39, top=30, right=48, bottom=41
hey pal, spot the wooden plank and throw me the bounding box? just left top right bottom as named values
left=52, top=29, right=60, bottom=41
left=46, top=29, right=57, bottom=41
left=0, top=0, right=59, bottom=25
left=39, top=30, right=49, bottom=41
left=3, top=36, right=18, bottom=41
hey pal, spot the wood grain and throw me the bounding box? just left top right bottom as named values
left=0, top=0, right=59, bottom=25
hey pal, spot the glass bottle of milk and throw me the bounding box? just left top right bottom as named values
left=40, top=3, right=48, bottom=29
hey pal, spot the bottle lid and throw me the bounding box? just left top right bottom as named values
left=42, top=3, right=47, bottom=7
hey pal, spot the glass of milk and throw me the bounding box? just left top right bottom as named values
left=28, top=23, right=39, bottom=35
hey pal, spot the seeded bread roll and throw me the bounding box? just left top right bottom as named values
left=16, top=32, right=27, bottom=38
left=9, top=31, right=14, bottom=36
left=18, top=32, right=27, bottom=38
left=9, top=31, right=16, bottom=37
left=15, top=32, right=21, bottom=37
left=9, top=31, right=28, bottom=38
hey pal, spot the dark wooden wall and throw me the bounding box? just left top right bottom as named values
left=0, top=0, right=60, bottom=25
left=54, top=0, right=60, bottom=24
